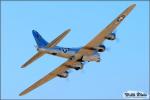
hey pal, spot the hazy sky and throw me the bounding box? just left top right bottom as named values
left=1, top=1, right=149, bottom=99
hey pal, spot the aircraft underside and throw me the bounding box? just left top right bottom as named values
left=38, top=47, right=101, bottom=62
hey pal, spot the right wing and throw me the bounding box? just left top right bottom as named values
left=19, top=60, right=75, bottom=96
left=83, top=4, right=136, bottom=49
left=21, top=29, right=71, bottom=68
left=74, top=4, right=136, bottom=59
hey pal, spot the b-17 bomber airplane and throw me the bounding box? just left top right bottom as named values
left=20, top=4, right=136, bottom=96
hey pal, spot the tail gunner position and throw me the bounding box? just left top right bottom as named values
left=20, top=4, right=136, bottom=96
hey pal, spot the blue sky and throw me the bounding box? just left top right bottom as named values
left=1, top=1, right=149, bottom=99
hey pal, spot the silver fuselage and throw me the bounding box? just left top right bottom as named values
left=38, top=46, right=100, bottom=62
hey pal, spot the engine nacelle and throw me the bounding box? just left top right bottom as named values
left=67, top=62, right=83, bottom=70
left=57, top=71, right=68, bottom=78
left=82, top=53, right=100, bottom=62
left=105, top=33, right=116, bottom=40
left=94, top=45, right=105, bottom=52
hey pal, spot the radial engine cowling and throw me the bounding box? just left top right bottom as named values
left=68, top=62, right=83, bottom=70
left=95, top=45, right=106, bottom=52
left=105, top=33, right=116, bottom=40
left=57, top=71, right=68, bottom=78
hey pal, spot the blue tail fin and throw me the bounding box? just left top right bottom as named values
left=32, top=30, right=48, bottom=48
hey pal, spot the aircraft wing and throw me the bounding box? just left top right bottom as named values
left=19, top=60, right=75, bottom=96
left=75, top=4, right=136, bottom=57
left=21, top=29, right=71, bottom=68
left=21, top=52, right=45, bottom=68
left=46, top=29, right=71, bottom=48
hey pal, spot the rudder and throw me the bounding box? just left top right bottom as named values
left=32, top=30, right=48, bottom=48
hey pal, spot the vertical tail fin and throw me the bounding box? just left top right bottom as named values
left=32, top=30, right=48, bottom=48
left=21, top=29, right=71, bottom=68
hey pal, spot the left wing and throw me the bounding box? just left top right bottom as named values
left=19, top=60, right=75, bottom=96
left=75, top=4, right=136, bottom=57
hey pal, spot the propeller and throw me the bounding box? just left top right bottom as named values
left=80, top=61, right=88, bottom=74
left=82, top=61, right=88, bottom=65
left=112, top=29, right=117, bottom=34
left=66, top=61, right=87, bottom=81
left=66, top=76, right=71, bottom=82
left=65, top=70, right=72, bottom=82
left=112, top=30, right=120, bottom=43
left=68, top=69, right=73, bottom=73
left=105, top=47, right=111, bottom=52
left=116, top=38, right=120, bottom=43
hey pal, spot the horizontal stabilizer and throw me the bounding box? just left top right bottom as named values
left=21, top=52, right=44, bottom=68
left=46, top=29, right=71, bottom=48
left=21, top=29, right=71, bottom=68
